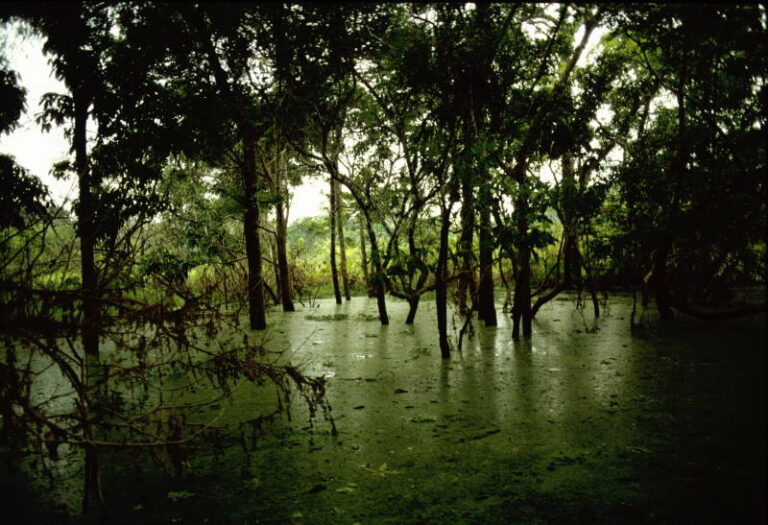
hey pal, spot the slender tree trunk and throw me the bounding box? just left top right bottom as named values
left=362, top=208, right=388, bottom=324
left=436, top=204, right=451, bottom=358
left=74, top=93, right=99, bottom=376
left=576, top=244, right=600, bottom=318
left=271, top=9, right=295, bottom=312
left=405, top=297, right=420, bottom=325
left=458, top=175, right=477, bottom=313
left=274, top=146, right=294, bottom=311
left=74, top=89, right=103, bottom=512
left=334, top=180, right=351, bottom=300
left=512, top=193, right=532, bottom=339
left=242, top=130, right=266, bottom=330
left=329, top=177, right=342, bottom=304
left=563, top=233, right=579, bottom=286
left=358, top=213, right=373, bottom=297
left=477, top=187, right=497, bottom=326
left=404, top=214, right=428, bottom=325
left=198, top=21, right=265, bottom=328
left=262, top=277, right=279, bottom=305
left=561, top=153, right=580, bottom=287
left=269, top=238, right=281, bottom=306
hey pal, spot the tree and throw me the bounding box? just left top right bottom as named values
left=609, top=4, right=767, bottom=320
left=1, top=5, right=335, bottom=515
left=483, top=4, right=603, bottom=338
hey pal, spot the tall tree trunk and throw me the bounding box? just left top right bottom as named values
left=405, top=298, right=420, bottom=325
left=512, top=192, right=533, bottom=339
left=561, top=152, right=580, bottom=287
left=458, top=175, right=476, bottom=313
left=362, top=208, right=388, bottom=324
left=477, top=186, right=497, bottom=326
left=197, top=19, right=265, bottom=328
left=404, top=214, right=429, bottom=325
left=436, top=204, right=451, bottom=358
left=358, top=212, right=373, bottom=297
left=74, top=92, right=99, bottom=381
left=274, top=145, right=294, bottom=311
left=271, top=8, right=294, bottom=312
left=74, top=89, right=103, bottom=512
left=269, top=238, right=281, bottom=306
left=334, top=180, right=351, bottom=300
left=504, top=13, right=601, bottom=338
left=262, top=275, right=280, bottom=306
left=242, top=130, right=267, bottom=330
left=575, top=243, right=600, bottom=318
left=329, top=177, right=342, bottom=304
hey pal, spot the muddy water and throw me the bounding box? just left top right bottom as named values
left=157, top=294, right=765, bottom=524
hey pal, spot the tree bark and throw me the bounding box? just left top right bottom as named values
left=74, top=91, right=98, bottom=366
left=404, top=298, right=419, bottom=325
left=404, top=214, right=429, bottom=325
left=196, top=25, right=266, bottom=328
left=274, top=146, right=294, bottom=311
left=436, top=204, right=451, bottom=358
left=477, top=186, right=497, bottom=326
left=334, top=180, right=351, bottom=300
left=269, top=238, right=281, bottom=306
left=329, top=177, right=342, bottom=304
left=458, top=175, right=477, bottom=313
left=242, top=130, right=267, bottom=330
left=503, top=12, right=601, bottom=339
left=358, top=212, right=373, bottom=297
left=512, top=192, right=533, bottom=339
left=561, top=152, right=580, bottom=287
left=361, top=207, right=389, bottom=324
left=74, top=87, right=103, bottom=512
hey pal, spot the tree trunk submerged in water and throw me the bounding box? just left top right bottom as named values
left=458, top=175, right=477, bottom=314
left=242, top=130, right=267, bottom=330
left=512, top=192, right=533, bottom=340
left=361, top=207, right=389, bottom=325
left=274, top=145, right=295, bottom=312
left=404, top=214, right=429, bottom=325
left=477, top=189, right=497, bottom=326
left=334, top=180, right=351, bottom=301
left=436, top=204, right=451, bottom=358
left=358, top=213, right=373, bottom=297
left=329, top=176, right=342, bottom=305
left=74, top=87, right=104, bottom=512
left=405, top=298, right=420, bottom=325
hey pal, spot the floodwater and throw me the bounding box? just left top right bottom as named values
left=9, top=293, right=768, bottom=523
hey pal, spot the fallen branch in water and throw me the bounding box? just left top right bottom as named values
left=455, top=428, right=501, bottom=443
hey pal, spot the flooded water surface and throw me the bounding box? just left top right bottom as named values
left=11, top=294, right=767, bottom=524
left=134, top=294, right=764, bottom=524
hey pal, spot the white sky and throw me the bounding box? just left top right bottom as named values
left=0, top=27, right=74, bottom=202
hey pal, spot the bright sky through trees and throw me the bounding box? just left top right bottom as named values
left=0, top=25, right=326, bottom=222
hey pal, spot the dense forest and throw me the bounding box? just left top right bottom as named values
left=1, top=3, right=766, bottom=523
